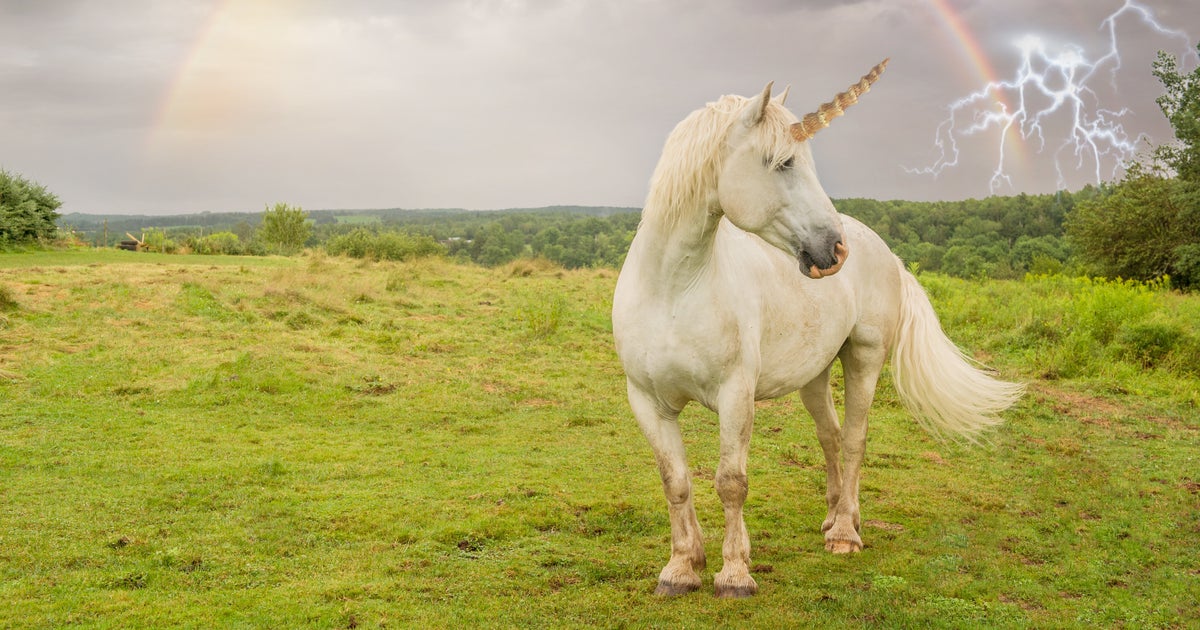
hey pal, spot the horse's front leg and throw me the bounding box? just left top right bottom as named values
left=713, top=385, right=758, bottom=598
left=627, top=381, right=706, bottom=596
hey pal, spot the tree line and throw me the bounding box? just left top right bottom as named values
left=34, top=193, right=1084, bottom=275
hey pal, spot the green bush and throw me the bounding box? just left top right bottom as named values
left=1117, top=321, right=1186, bottom=368
left=259, top=203, right=312, bottom=255
left=1005, top=274, right=1196, bottom=379
left=1068, top=276, right=1161, bottom=346
left=324, top=228, right=445, bottom=261
left=0, top=169, right=61, bottom=244
left=1028, top=253, right=1064, bottom=276
left=519, top=295, right=566, bottom=338
left=0, top=284, right=17, bottom=311
left=189, top=231, right=245, bottom=255
left=140, top=229, right=178, bottom=254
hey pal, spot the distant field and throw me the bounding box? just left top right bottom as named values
left=1, top=250, right=1197, bottom=627
left=0, top=249, right=293, bottom=269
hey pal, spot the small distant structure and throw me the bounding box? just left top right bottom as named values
left=118, top=232, right=143, bottom=252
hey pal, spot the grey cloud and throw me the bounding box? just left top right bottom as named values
left=0, top=0, right=1196, bottom=213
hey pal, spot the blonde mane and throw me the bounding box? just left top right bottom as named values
left=641, top=94, right=800, bottom=231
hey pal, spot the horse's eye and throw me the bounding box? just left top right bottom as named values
left=778, top=156, right=795, bottom=171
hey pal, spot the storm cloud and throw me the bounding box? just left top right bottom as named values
left=0, top=0, right=1196, bottom=214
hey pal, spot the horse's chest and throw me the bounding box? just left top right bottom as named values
left=618, top=297, right=743, bottom=379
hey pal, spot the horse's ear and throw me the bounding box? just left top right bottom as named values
left=743, top=81, right=774, bottom=127
left=774, top=85, right=791, bottom=107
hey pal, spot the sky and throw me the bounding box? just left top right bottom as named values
left=1, top=0, right=1198, bottom=215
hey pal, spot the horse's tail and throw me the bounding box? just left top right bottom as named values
left=890, top=262, right=1024, bottom=443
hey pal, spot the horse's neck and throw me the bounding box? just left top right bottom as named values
left=632, top=203, right=722, bottom=294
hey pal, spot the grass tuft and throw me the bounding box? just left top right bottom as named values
left=0, top=283, right=17, bottom=311
left=518, top=294, right=566, bottom=338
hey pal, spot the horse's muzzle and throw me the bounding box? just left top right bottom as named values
left=801, top=241, right=848, bottom=279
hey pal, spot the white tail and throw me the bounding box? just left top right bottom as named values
left=890, top=263, right=1024, bottom=443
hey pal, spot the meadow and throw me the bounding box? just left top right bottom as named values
left=1, top=249, right=1197, bottom=628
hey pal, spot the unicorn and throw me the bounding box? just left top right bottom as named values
left=612, top=59, right=1023, bottom=598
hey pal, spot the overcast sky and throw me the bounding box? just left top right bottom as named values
left=1, top=0, right=1197, bottom=215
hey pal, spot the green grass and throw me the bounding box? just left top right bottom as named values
left=0, top=249, right=293, bottom=269
left=1, top=250, right=1197, bottom=628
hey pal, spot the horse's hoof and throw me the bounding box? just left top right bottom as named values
left=825, top=539, right=863, bottom=554
left=714, top=573, right=758, bottom=598
left=655, top=579, right=701, bottom=597
left=714, top=583, right=758, bottom=598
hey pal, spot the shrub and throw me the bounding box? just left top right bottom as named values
left=1009, top=274, right=1188, bottom=379
left=0, top=284, right=17, bottom=311
left=1117, top=322, right=1185, bottom=368
left=519, top=294, right=566, bottom=338
left=324, top=228, right=445, bottom=261
left=0, top=169, right=61, bottom=243
left=260, top=203, right=312, bottom=255
left=139, top=229, right=178, bottom=254
left=189, top=231, right=245, bottom=255
left=1028, top=254, right=1063, bottom=276
left=1067, top=276, right=1161, bottom=346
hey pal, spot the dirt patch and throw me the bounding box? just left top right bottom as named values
left=999, top=593, right=1044, bottom=612
left=481, top=380, right=517, bottom=395
left=920, top=451, right=946, bottom=465
left=1033, top=384, right=1123, bottom=419
left=349, top=376, right=397, bottom=396
left=691, top=466, right=714, bottom=481
left=864, top=519, right=904, bottom=531
left=1029, top=384, right=1197, bottom=433
left=1146, top=415, right=1198, bottom=432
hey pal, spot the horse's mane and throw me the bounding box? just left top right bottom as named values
left=641, top=94, right=799, bottom=230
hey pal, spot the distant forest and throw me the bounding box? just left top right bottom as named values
left=59, top=190, right=1096, bottom=279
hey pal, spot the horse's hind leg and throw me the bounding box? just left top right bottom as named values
left=713, top=384, right=758, bottom=598
left=823, top=336, right=888, bottom=553
left=798, top=365, right=843, bottom=535
left=627, top=381, right=705, bottom=596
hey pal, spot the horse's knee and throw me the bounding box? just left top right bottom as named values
left=658, top=465, right=692, bottom=505
left=714, top=469, right=748, bottom=504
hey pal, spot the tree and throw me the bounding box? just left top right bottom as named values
left=1152, top=44, right=1200, bottom=181
left=1066, top=45, right=1200, bottom=289
left=259, top=202, right=311, bottom=254
left=0, top=169, right=61, bottom=244
left=1066, top=165, right=1189, bottom=281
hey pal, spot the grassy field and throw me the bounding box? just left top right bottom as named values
left=1, top=250, right=1197, bottom=628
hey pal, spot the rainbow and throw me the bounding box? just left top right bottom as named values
left=145, top=0, right=299, bottom=156
left=144, top=1, right=226, bottom=154
left=924, top=0, right=1030, bottom=170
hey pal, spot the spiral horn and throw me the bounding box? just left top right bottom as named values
left=791, top=58, right=889, bottom=142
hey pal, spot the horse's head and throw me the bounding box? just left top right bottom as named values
left=716, top=59, right=888, bottom=279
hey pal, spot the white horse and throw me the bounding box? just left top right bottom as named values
left=612, top=60, right=1023, bottom=598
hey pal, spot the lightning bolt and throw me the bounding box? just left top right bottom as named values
left=908, top=0, right=1199, bottom=194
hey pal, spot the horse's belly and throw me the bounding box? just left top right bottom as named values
left=754, top=317, right=852, bottom=399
